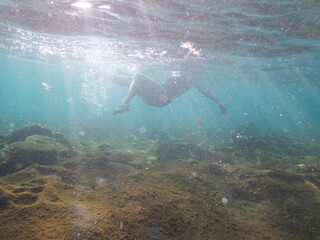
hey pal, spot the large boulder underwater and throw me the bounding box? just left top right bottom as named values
left=0, top=124, right=141, bottom=177
left=0, top=135, right=58, bottom=175
left=4, top=124, right=54, bottom=144
left=151, top=141, right=213, bottom=162
left=0, top=124, right=66, bottom=176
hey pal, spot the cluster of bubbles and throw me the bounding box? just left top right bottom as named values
left=80, top=69, right=110, bottom=110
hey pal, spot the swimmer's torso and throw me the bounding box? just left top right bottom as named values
left=161, top=76, right=193, bottom=101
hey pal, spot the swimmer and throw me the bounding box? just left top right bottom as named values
left=111, top=73, right=227, bottom=115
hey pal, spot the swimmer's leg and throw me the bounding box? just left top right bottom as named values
left=113, top=73, right=168, bottom=114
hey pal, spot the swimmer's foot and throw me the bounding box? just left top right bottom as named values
left=113, top=103, right=130, bottom=114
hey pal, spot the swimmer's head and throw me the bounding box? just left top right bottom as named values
left=179, top=61, right=198, bottom=76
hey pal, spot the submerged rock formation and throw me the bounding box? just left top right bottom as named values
left=0, top=124, right=319, bottom=240
left=5, top=124, right=53, bottom=144
left=0, top=135, right=58, bottom=175
left=151, top=141, right=212, bottom=162
left=0, top=187, right=10, bottom=210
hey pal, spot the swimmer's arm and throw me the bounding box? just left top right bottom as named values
left=193, top=81, right=228, bottom=114
left=193, top=81, right=221, bottom=104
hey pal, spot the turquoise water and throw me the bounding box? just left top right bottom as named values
left=0, top=0, right=320, bottom=145
left=1, top=1, right=320, bottom=239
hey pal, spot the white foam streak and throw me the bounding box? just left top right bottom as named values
left=71, top=1, right=92, bottom=9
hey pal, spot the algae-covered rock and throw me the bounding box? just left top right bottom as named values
left=13, top=193, right=38, bottom=205
left=152, top=142, right=212, bottom=162
left=229, top=134, right=320, bottom=169
left=234, top=122, right=260, bottom=137
left=25, top=135, right=57, bottom=145
left=231, top=137, right=256, bottom=157
left=144, top=128, right=171, bottom=141
left=5, top=124, right=53, bottom=144
left=95, top=143, right=142, bottom=168
left=206, top=164, right=225, bottom=175
left=0, top=135, right=57, bottom=175
left=53, top=132, right=70, bottom=145
left=0, top=151, right=4, bottom=163
left=0, top=135, right=5, bottom=149
left=0, top=187, right=11, bottom=210
left=97, top=143, right=116, bottom=152
left=58, top=149, right=79, bottom=158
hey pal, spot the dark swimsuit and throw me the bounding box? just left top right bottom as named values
left=161, top=76, right=191, bottom=103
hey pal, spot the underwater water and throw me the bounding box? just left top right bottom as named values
left=0, top=0, right=320, bottom=239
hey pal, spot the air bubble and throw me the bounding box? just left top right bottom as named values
left=79, top=131, right=85, bottom=136
left=139, top=127, right=147, bottom=134
left=222, top=198, right=228, bottom=204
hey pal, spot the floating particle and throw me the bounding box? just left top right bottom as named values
left=139, top=127, right=147, bottom=134
left=42, top=82, right=52, bottom=91
left=222, top=198, right=228, bottom=204
left=95, top=177, right=106, bottom=186
left=79, top=130, right=85, bottom=136
left=171, top=71, right=180, bottom=76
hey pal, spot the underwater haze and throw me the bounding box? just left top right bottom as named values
left=0, top=0, right=319, bottom=143
left=0, top=0, right=320, bottom=239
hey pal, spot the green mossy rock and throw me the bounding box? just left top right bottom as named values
left=58, top=149, right=79, bottom=158
left=234, top=122, right=260, bottom=137
left=0, top=135, right=5, bottom=149
left=5, top=124, right=53, bottom=144
left=53, top=132, right=70, bottom=145
left=0, top=135, right=57, bottom=175
left=152, top=142, right=212, bottom=162
left=0, top=187, right=11, bottom=210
